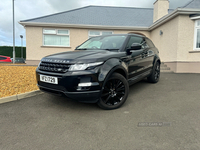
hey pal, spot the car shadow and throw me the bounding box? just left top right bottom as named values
left=45, top=93, right=99, bottom=111
left=43, top=79, right=152, bottom=110
left=129, top=79, right=151, bottom=92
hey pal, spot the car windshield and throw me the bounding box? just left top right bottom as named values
left=76, top=35, right=127, bottom=50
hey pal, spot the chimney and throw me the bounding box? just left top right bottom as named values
left=153, top=0, right=169, bottom=22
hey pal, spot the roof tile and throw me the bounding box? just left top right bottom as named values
left=21, top=6, right=154, bottom=27
left=181, top=0, right=200, bottom=9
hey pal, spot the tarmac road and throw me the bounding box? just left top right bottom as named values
left=0, top=73, right=200, bottom=150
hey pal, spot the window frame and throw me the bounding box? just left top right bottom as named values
left=126, top=36, right=147, bottom=50
left=43, top=28, right=70, bottom=47
left=88, top=30, right=113, bottom=39
left=145, top=38, right=155, bottom=48
left=193, top=20, right=200, bottom=50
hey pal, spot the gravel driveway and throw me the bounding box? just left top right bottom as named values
left=0, top=73, right=200, bottom=150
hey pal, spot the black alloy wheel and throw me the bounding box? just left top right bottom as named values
left=98, top=73, right=129, bottom=110
left=147, top=61, right=160, bottom=83
left=154, top=62, right=160, bottom=81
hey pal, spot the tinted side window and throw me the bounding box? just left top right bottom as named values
left=126, top=36, right=146, bottom=49
left=0, top=57, right=6, bottom=60
left=146, top=38, right=155, bottom=48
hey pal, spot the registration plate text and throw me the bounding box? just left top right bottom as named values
left=40, top=75, right=58, bottom=84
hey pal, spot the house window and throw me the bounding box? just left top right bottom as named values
left=194, top=20, right=200, bottom=50
left=88, top=31, right=113, bottom=38
left=43, top=29, right=70, bottom=47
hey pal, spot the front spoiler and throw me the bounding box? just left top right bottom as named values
left=38, top=85, right=100, bottom=103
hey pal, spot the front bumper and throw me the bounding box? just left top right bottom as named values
left=36, top=68, right=102, bottom=103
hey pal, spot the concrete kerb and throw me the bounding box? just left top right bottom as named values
left=0, top=90, right=43, bottom=104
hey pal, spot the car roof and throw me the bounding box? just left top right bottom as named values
left=90, top=34, right=145, bottom=38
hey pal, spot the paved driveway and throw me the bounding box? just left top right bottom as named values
left=0, top=73, right=200, bottom=150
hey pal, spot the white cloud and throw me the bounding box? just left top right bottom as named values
left=0, top=0, right=56, bottom=46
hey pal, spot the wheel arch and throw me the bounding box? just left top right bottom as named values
left=157, top=59, right=161, bottom=64
left=100, top=65, right=128, bottom=84
left=98, top=58, right=128, bottom=82
left=153, top=54, right=161, bottom=66
left=112, top=68, right=128, bottom=79
left=98, top=58, right=128, bottom=92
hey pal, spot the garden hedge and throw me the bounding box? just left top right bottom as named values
left=0, top=46, right=26, bottom=59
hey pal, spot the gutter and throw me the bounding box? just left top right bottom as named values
left=18, top=22, right=149, bottom=31
left=149, top=8, right=200, bottom=31
left=190, top=15, right=200, bottom=20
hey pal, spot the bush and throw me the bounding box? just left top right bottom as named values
left=0, top=46, right=26, bottom=59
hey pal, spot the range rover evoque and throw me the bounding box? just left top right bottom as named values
left=36, top=34, right=161, bottom=110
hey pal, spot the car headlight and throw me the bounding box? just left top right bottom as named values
left=69, top=62, right=103, bottom=71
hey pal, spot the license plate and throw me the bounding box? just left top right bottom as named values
left=40, top=75, right=58, bottom=84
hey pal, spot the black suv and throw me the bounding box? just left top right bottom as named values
left=36, top=34, right=160, bottom=109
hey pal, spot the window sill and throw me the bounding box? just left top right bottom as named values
left=41, top=46, right=71, bottom=48
left=189, top=50, right=200, bottom=53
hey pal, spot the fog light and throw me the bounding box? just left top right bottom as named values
left=78, top=82, right=99, bottom=87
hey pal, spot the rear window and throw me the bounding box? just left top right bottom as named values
left=0, top=57, right=6, bottom=60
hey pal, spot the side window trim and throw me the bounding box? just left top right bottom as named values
left=126, top=36, right=147, bottom=50
left=145, top=38, right=155, bottom=48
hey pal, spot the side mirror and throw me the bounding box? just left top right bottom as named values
left=126, top=43, right=143, bottom=55
left=130, top=43, right=142, bottom=50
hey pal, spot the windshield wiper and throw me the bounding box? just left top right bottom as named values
left=76, top=48, right=88, bottom=50
left=102, top=49, right=119, bottom=51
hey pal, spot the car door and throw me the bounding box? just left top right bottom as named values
left=145, top=38, right=156, bottom=69
left=124, top=35, right=146, bottom=79
left=139, top=38, right=154, bottom=73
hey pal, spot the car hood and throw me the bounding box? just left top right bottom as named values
left=42, top=50, right=125, bottom=64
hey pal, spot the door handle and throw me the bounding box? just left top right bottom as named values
left=141, top=51, right=148, bottom=58
left=141, top=53, right=145, bottom=58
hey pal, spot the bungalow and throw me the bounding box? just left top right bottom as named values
left=19, top=0, right=200, bottom=73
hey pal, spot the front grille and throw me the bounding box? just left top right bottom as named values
left=39, top=62, right=70, bottom=73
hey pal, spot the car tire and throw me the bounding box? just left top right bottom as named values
left=98, top=73, right=129, bottom=110
left=147, top=61, right=160, bottom=83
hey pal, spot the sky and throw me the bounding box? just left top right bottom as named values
left=0, top=0, right=191, bottom=46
